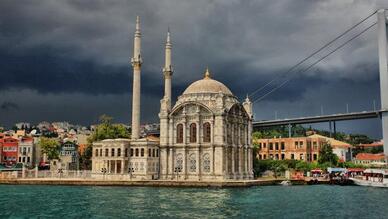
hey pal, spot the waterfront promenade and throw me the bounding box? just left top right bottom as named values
left=0, top=177, right=303, bottom=187
left=0, top=169, right=308, bottom=187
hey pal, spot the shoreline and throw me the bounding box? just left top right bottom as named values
left=0, top=178, right=308, bottom=188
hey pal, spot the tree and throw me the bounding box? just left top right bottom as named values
left=39, top=137, right=61, bottom=160
left=318, top=142, right=338, bottom=166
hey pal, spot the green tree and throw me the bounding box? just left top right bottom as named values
left=318, top=142, right=338, bottom=166
left=39, top=137, right=61, bottom=160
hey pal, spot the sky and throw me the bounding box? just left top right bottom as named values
left=0, top=0, right=387, bottom=139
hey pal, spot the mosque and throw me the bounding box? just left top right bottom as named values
left=92, top=17, right=254, bottom=181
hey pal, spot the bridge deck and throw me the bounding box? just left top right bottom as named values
left=253, top=110, right=387, bottom=127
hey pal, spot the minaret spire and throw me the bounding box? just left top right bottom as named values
left=163, top=28, right=173, bottom=111
left=131, top=16, right=142, bottom=140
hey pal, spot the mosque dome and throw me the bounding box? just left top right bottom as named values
left=182, top=68, right=233, bottom=96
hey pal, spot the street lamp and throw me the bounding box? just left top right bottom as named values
left=58, top=168, right=63, bottom=178
left=128, top=167, right=135, bottom=180
left=174, top=166, right=182, bottom=181
left=101, top=167, right=107, bottom=180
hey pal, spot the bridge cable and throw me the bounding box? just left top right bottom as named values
left=248, top=10, right=377, bottom=99
left=252, top=21, right=377, bottom=103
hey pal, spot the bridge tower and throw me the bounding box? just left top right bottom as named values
left=377, top=9, right=388, bottom=159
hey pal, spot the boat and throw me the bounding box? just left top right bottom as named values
left=350, top=169, right=388, bottom=188
left=280, top=180, right=292, bottom=186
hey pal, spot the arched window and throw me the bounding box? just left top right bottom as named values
left=203, top=122, right=211, bottom=143
left=176, top=124, right=183, bottom=143
left=190, top=123, right=197, bottom=143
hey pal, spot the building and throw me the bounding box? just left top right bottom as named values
left=51, top=141, right=79, bottom=171
left=309, top=134, right=352, bottom=162
left=12, top=130, right=26, bottom=139
left=256, top=134, right=352, bottom=162
left=15, top=122, right=31, bottom=130
left=159, top=67, right=254, bottom=180
left=2, top=137, right=18, bottom=166
left=92, top=17, right=253, bottom=180
left=354, top=153, right=385, bottom=166
left=18, top=137, right=34, bottom=167
left=256, top=136, right=326, bottom=162
left=0, top=133, right=4, bottom=163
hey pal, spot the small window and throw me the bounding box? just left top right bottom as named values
left=190, top=123, right=197, bottom=143
left=156, top=149, right=159, bottom=157
left=281, top=154, right=285, bottom=160
left=125, top=148, right=128, bottom=157
left=176, top=124, right=184, bottom=143
left=111, top=148, right=115, bottom=157
left=135, top=148, right=139, bottom=157
left=141, top=148, right=144, bottom=157
left=152, top=149, right=155, bottom=157
left=281, top=142, right=285, bottom=150
left=95, top=149, right=99, bottom=157
left=105, top=149, right=109, bottom=157
left=269, top=143, right=273, bottom=150
left=203, top=122, right=211, bottom=143
left=99, top=149, right=102, bottom=156
left=130, top=149, right=134, bottom=157
left=118, top=148, right=121, bottom=157
left=275, top=142, right=279, bottom=150
left=149, top=148, right=151, bottom=157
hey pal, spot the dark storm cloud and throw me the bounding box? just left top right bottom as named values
left=0, top=0, right=387, bottom=138
left=1, top=101, right=19, bottom=111
left=0, top=47, right=164, bottom=95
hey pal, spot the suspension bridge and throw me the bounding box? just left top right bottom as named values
left=251, top=9, right=388, bottom=158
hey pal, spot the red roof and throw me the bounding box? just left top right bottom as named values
left=355, top=153, right=385, bottom=161
left=20, top=137, right=33, bottom=142
left=311, top=168, right=322, bottom=172
left=359, top=141, right=383, bottom=147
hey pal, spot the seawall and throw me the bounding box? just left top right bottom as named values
left=0, top=178, right=307, bottom=188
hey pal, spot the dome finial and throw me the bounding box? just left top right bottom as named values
left=204, top=67, right=211, bottom=79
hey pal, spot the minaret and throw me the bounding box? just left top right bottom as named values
left=163, top=29, right=173, bottom=110
left=131, top=16, right=142, bottom=140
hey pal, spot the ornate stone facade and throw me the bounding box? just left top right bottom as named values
left=92, top=138, right=159, bottom=179
left=159, top=69, right=254, bottom=180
